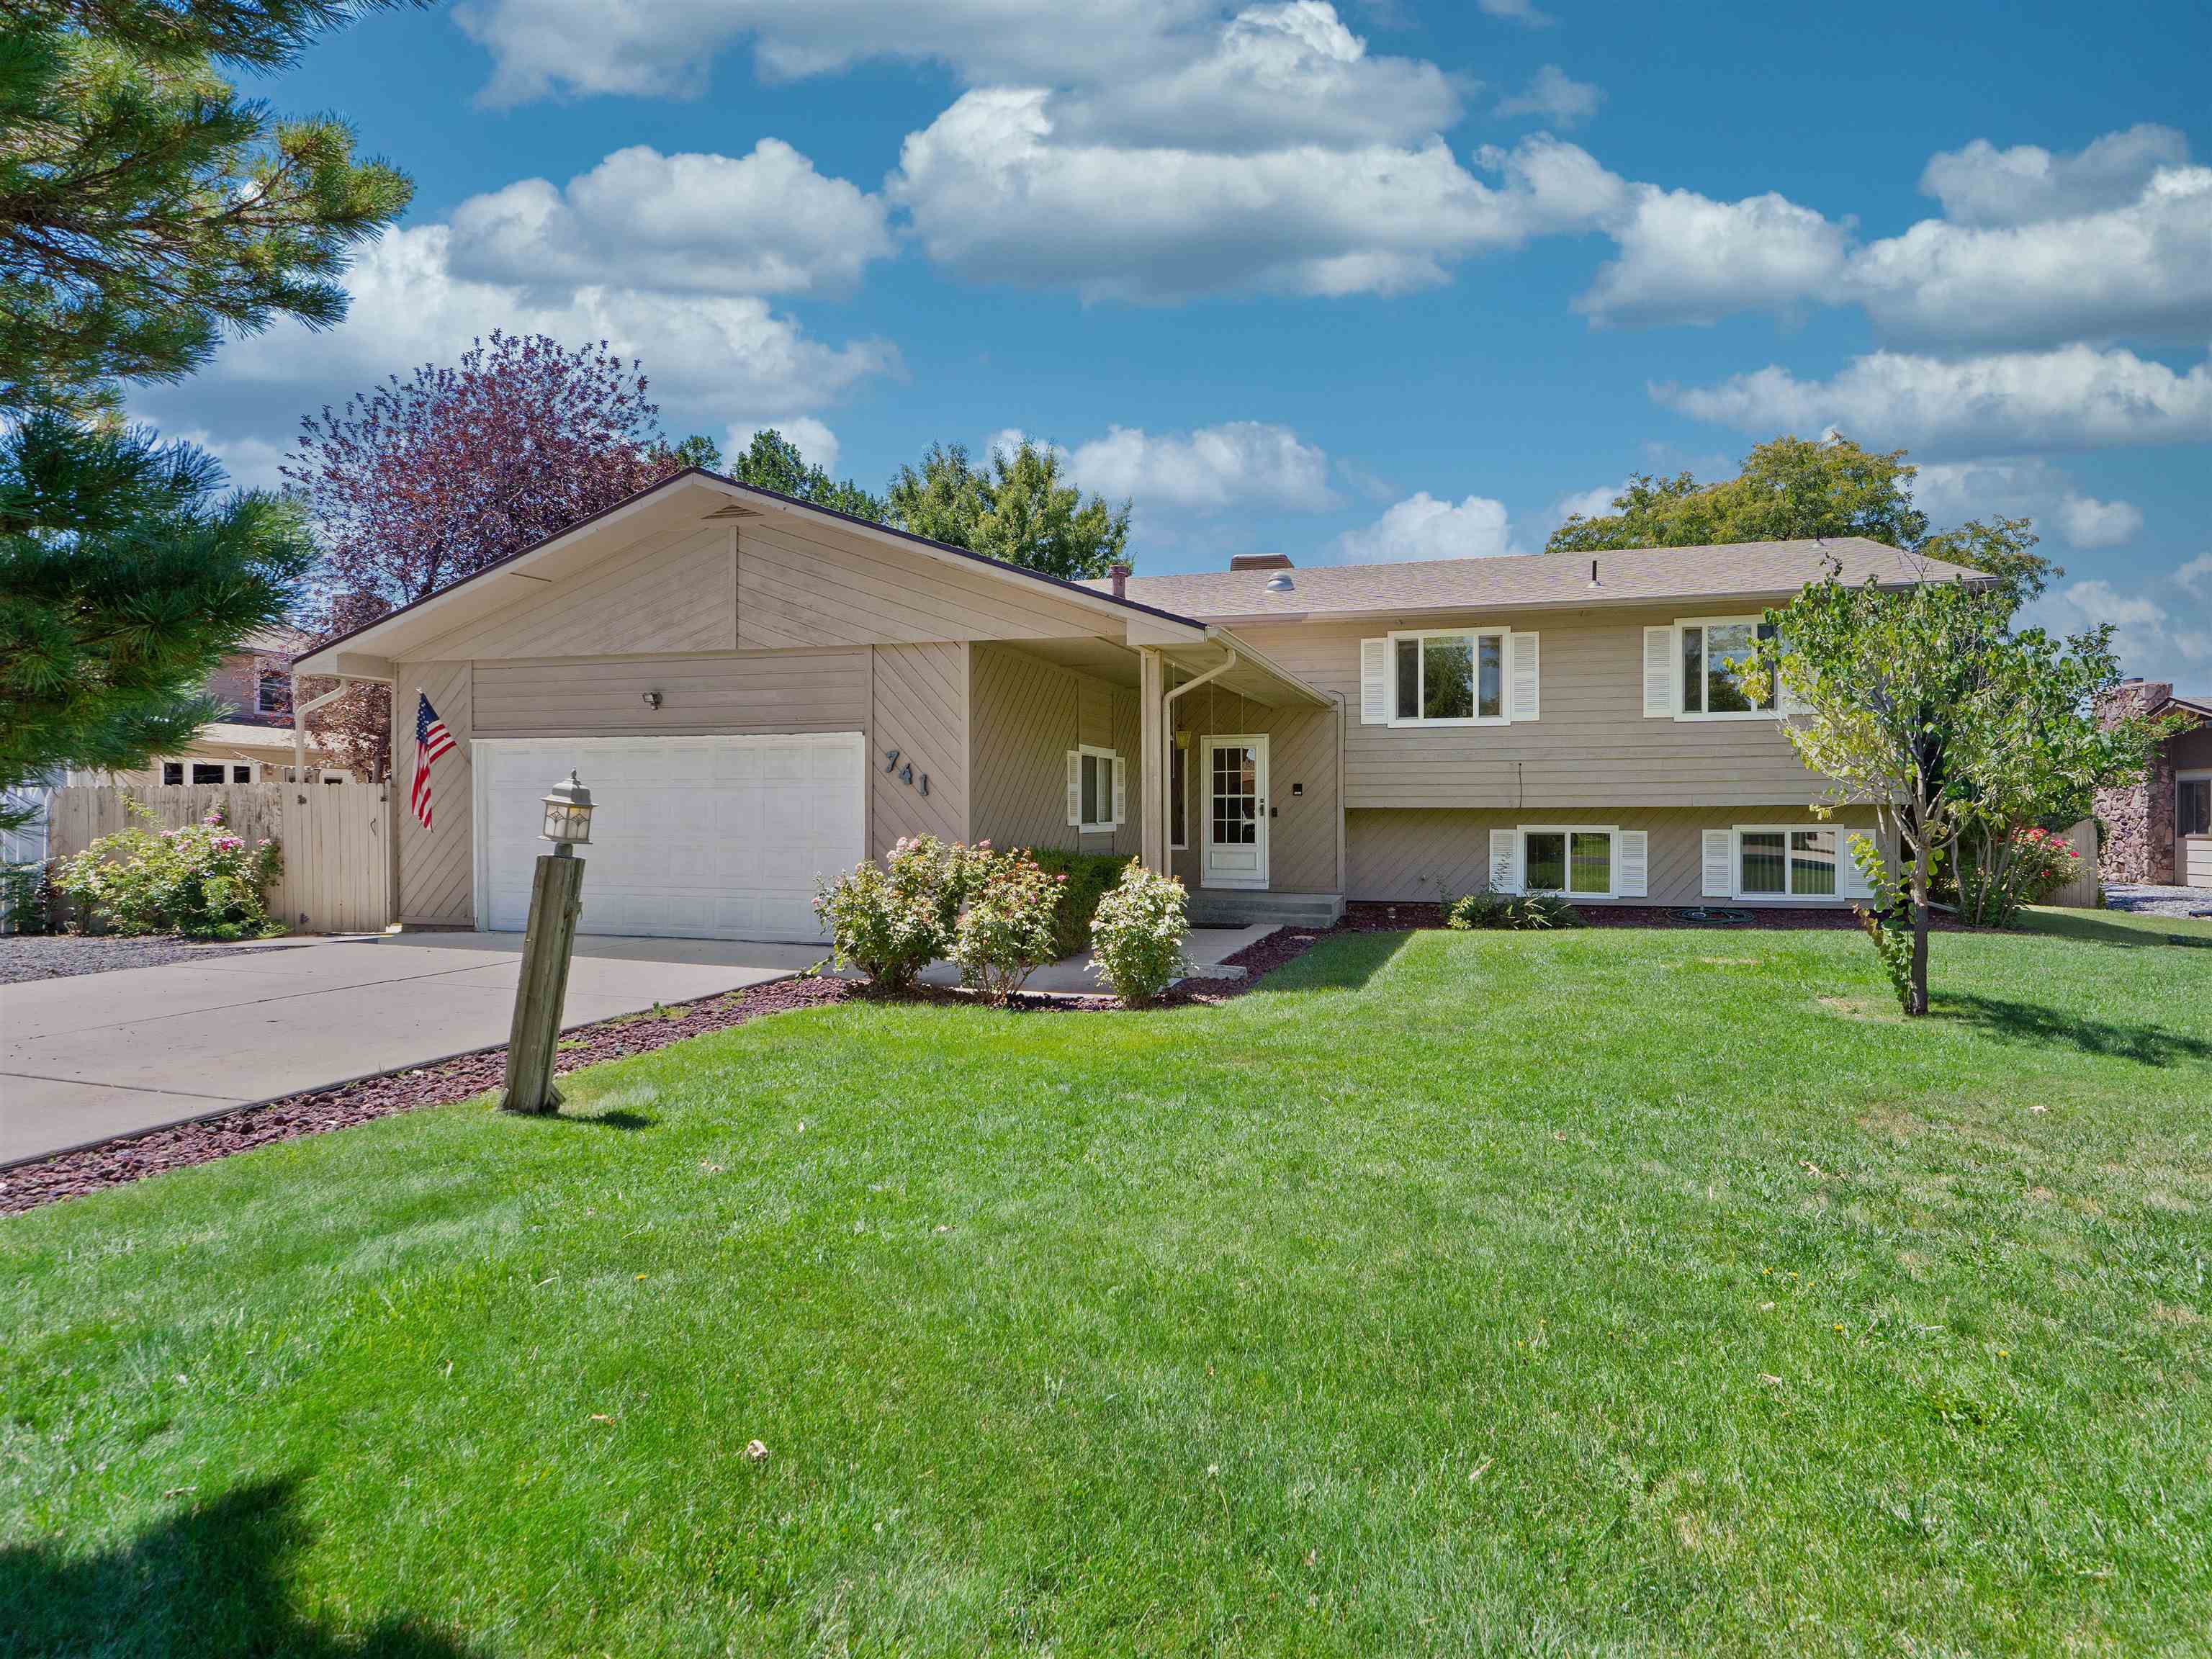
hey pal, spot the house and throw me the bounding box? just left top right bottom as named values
left=88, top=625, right=349, bottom=787
left=2094, top=680, right=2212, bottom=889
left=288, top=469, right=1984, bottom=943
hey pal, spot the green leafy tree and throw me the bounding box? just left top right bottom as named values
left=0, top=0, right=413, bottom=816
left=1546, top=436, right=2063, bottom=603
left=889, top=439, right=1130, bottom=581
left=659, top=433, right=723, bottom=472
left=725, top=428, right=886, bottom=521
left=1748, top=578, right=2172, bottom=1015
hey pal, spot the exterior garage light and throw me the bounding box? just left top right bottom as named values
left=541, top=770, right=594, bottom=855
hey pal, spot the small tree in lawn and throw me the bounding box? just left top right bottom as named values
left=285, top=333, right=682, bottom=775
left=1751, top=576, right=2175, bottom=1015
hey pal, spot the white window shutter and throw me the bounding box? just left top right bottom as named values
left=1509, top=631, right=1539, bottom=721
left=1110, top=755, right=1127, bottom=827
left=1838, top=827, right=1874, bottom=897
left=1066, top=751, right=1082, bottom=828
left=1702, top=829, right=1733, bottom=898
left=1644, top=626, right=1676, bottom=717
left=1359, top=638, right=1390, bottom=724
left=1488, top=828, right=1522, bottom=894
left=1617, top=830, right=1649, bottom=898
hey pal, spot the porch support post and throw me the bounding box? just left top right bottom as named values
left=1138, top=647, right=1166, bottom=875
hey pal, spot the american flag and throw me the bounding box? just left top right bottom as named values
left=411, top=693, right=456, bottom=828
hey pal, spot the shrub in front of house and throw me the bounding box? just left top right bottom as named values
left=1956, top=823, right=2085, bottom=927
left=813, top=834, right=980, bottom=990
left=1447, top=891, right=1584, bottom=931
left=51, top=808, right=284, bottom=938
left=1088, top=860, right=1192, bottom=1006
left=953, top=848, right=1064, bottom=1004
left=1025, top=847, right=1128, bottom=959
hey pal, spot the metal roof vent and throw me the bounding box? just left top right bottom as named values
left=1264, top=571, right=1295, bottom=593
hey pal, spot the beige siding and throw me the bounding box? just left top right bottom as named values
left=871, top=642, right=968, bottom=850
left=968, top=644, right=1144, bottom=858
left=737, top=516, right=1108, bottom=649
left=397, top=661, right=474, bottom=925
left=417, top=524, right=737, bottom=662
left=1232, top=608, right=1820, bottom=810
left=1347, top=805, right=1886, bottom=905
left=1169, top=687, right=1341, bottom=895
left=470, top=649, right=868, bottom=738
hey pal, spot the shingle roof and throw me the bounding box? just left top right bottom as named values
left=1091, top=537, right=1989, bottom=621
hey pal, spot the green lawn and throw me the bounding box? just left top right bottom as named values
left=6, top=911, right=2210, bottom=1656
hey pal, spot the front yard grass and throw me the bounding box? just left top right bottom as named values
left=5, top=910, right=2209, bottom=1655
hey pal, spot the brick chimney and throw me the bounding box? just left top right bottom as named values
left=1108, top=561, right=1130, bottom=599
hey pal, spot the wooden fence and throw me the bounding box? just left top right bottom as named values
left=45, top=783, right=390, bottom=934
left=2046, top=819, right=2101, bottom=909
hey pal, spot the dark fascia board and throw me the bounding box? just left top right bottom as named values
left=295, top=467, right=1205, bottom=670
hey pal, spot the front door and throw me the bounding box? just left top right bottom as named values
left=1201, top=735, right=1269, bottom=889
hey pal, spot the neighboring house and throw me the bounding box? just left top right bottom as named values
left=83, top=625, right=349, bottom=787
left=2095, top=680, right=2212, bottom=888
left=290, top=470, right=1984, bottom=943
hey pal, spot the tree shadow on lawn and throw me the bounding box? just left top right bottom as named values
left=2020, top=909, right=2212, bottom=950
left=1247, top=927, right=1410, bottom=994
left=0, top=1477, right=480, bottom=1658
left=1938, top=994, right=2212, bottom=1066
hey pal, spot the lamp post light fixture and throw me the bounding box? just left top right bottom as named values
left=541, top=769, right=594, bottom=853
left=501, top=768, right=593, bottom=1113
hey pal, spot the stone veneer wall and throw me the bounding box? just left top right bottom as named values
left=2093, top=680, right=2173, bottom=884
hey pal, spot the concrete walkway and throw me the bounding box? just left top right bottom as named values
left=902, top=924, right=1277, bottom=994
left=0, top=933, right=822, bottom=1166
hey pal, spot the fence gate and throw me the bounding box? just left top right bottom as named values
left=44, top=783, right=392, bottom=935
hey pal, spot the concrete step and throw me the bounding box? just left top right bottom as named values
left=1186, top=890, right=1344, bottom=929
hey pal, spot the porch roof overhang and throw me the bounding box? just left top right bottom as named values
left=1007, top=625, right=1330, bottom=709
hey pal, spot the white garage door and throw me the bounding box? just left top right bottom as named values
left=475, top=734, right=865, bottom=943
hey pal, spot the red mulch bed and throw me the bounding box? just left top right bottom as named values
left=0, top=976, right=853, bottom=1218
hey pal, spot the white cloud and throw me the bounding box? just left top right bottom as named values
left=1066, top=421, right=1336, bottom=512
left=1334, top=492, right=1519, bottom=562
left=447, top=141, right=894, bottom=296
left=2033, top=566, right=2211, bottom=681
left=2054, top=493, right=2144, bottom=550
left=1578, top=185, right=1851, bottom=326
left=891, top=91, right=1624, bottom=300
left=1495, top=65, right=1601, bottom=128
left=1657, top=344, right=2212, bottom=458
left=138, top=225, right=896, bottom=465
left=726, top=416, right=842, bottom=477
left=1919, top=124, right=2190, bottom=226
left=452, top=0, right=1218, bottom=107
left=1476, top=0, right=1552, bottom=24
left=1846, top=162, right=2212, bottom=349
left=2177, top=553, right=2212, bottom=601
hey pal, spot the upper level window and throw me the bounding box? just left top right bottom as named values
left=256, top=665, right=289, bottom=714
left=1678, top=619, right=1778, bottom=717
left=1392, top=629, right=1506, bottom=725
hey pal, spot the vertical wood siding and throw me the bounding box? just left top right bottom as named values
left=1167, top=685, right=1341, bottom=894
left=415, top=524, right=737, bottom=661
left=1232, top=610, right=1823, bottom=809
left=871, top=642, right=968, bottom=851
left=1346, top=805, right=1886, bottom=904
left=397, top=661, right=475, bottom=925
left=967, top=644, right=1145, bottom=858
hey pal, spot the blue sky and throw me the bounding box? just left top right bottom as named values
left=150, top=0, right=2208, bottom=691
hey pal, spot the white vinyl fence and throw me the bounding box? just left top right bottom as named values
left=45, top=783, right=391, bottom=934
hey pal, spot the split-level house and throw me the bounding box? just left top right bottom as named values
left=94, top=624, right=348, bottom=787
left=289, top=470, right=1985, bottom=941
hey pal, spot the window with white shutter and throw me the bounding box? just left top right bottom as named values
left=1509, top=631, right=1539, bottom=721
left=1643, top=626, right=1676, bottom=718
left=1066, top=750, right=1082, bottom=828
left=1617, top=830, right=1648, bottom=898
left=1071, top=747, right=1122, bottom=834
left=1359, top=638, right=1390, bottom=724
left=1702, top=829, right=1733, bottom=898
left=1488, top=827, right=1521, bottom=894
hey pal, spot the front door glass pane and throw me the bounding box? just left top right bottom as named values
left=1525, top=832, right=1567, bottom=892
left=1790, top=829, right=1837, bottom=895
left=1570, top=832, right=1611, bottom=894
left=1423, top=637, right=1474, bottom=720
left=1211, top=747, right=1254, bottom=845
left=1740, top=830, right=1786, bottom=894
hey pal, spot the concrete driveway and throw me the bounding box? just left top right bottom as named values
left=0, top=933, right=824, bottom=1166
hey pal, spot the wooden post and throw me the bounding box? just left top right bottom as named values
left=500, top=849, right=585, bottom=1112
left=1138, top=647, right=1166, bottom=875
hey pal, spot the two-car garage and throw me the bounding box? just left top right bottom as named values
left=472, top=734, right=866, bottom=943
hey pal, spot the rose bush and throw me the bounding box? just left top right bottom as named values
left=953, top=848, right=1064, bottom=1004
left=1088, top=860, right=1191, bottom=1005
left=812, top=834, right=984, bottom=990
left=51, top=807, right=284, bottom=938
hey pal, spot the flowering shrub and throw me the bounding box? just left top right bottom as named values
left=1957, top=823, right=2085, bottom=927
left=953, top=848, right=1064, bottom=1004
left=52, top=807, right=284, bottom=938
left=1088, top=860, right=1191, bottom=1005
left=1448, top=891, right=1583, bottom=931
left=813, top=834, right=981, bottom=990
